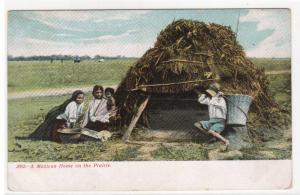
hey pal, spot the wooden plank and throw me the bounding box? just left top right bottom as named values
left=122, top=97, right=150, bottom=142
left=160, top=59, right=204, bottom=64
left=130, top=78, right=218, bottom=91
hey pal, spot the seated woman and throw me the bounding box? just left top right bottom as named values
left=29, top=90, right=84, bottom=142
left=82, top=86, right=118, bottom=132
left=82, top=85, right=109, bottom=131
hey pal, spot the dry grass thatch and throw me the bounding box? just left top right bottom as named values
left=114, top=19, right=286, bottom=140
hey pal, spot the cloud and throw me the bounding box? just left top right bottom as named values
left=80, top=29, right=138, bottom=42
left=31, top=10, right=149, bottom=22
left=24, top=14, right=86, bottom=32
left=11, top=10, right=290, bottom=58
left=93, top=11, right=149, bottom=22
left=54, top=33, right=78, bottom=37
left=240, top=9, right=291, bottom=58
left=10, top=38, right=153, bottom=57
left=24, top=38, right=67, bottom=45
left=96, top=30, right=137, bottom=41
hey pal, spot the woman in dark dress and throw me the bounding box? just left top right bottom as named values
left=29, top=90, right=84, bottom=142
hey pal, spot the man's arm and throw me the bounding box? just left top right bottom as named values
left=198, top=94, right=210, bottom=105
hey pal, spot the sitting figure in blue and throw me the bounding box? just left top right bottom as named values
left=194, top=82, right=229, bottom=147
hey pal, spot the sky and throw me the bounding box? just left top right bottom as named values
left=7, top=9, right=291, bottom=58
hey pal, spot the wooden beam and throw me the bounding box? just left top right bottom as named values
left=122, top=97, right=150, bottom=142
left=130, top=78, right=218, bottom=91
left=160, top=59, right=203, bottom=64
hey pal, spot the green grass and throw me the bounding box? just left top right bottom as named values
left=7, top=58, right=292, bottom=161
left=112, top=146, right=141, bottom=161
left=8, top=94, right=95, bottom=162
left=250, top=58, right=291, bottom=71
left=240, top=144, right=292, bottom=160
left=153, top=143, right=208, bottom=160
left=267, top=73, right=291, bottom=111
left=9, top=140, right=109, bottom=162
left=8, top=58, right=290, bottom=93
left=7, top=93, right=143, bottom=162
left=8, top=59, right=136, bottom=92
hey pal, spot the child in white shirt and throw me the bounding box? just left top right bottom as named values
left=194, top=83, right=229, bottom=147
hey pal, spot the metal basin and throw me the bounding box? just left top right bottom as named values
left=57, top=128, right=82, bottom=144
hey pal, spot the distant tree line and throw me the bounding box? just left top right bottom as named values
left=7, top=54, right=136, bottom=61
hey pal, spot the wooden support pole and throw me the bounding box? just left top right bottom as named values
left=160, top=59, right=204, bottom=64
left=130, top=78, right=219, bottom=91
left=122, top=97, right=150, bottom=142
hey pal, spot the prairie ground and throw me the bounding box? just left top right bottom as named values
left=7, top=58, right=291, bottom=161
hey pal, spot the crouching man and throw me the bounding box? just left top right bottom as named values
left=194, top=83, right=229, bottom=147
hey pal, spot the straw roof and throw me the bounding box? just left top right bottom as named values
left=115, top=19, right=283, bottom=138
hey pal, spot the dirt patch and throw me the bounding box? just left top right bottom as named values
left=265, top=142, right=291, bottom=150
left=258, top=151, right=277, bottom=159
left=208, top=149, right=243, bottom=160
left=132, top=127, right=208, bottom=143
left=136, top=143, right=160, bottom=160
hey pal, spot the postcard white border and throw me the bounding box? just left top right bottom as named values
left=7, top=160, right=292, bottom=192
left=2, top=0, right=300, bottom=194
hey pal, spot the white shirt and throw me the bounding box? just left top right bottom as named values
left=88, top=98, right=109, bottom=123
left=57, top=101, right=84, bottom=126
left=198, top=93, right=227, bottom=119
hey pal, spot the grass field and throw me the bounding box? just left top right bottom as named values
left=8, top=59, right=136, bottom=92
left=8, top=58, right=290, bottom=93
left=250, top=58, right=291, bottom=71
left=7, top=58, right=292, bottom=161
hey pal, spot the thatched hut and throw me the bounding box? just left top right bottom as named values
left=115, top=19, right=283, bottom=142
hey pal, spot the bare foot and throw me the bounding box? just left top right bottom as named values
left=224, top=139, right=230, bottom=146
left=220, top=140, right=230, bottom=152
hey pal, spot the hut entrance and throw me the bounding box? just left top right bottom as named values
left=142, top=92, right=209, bottom=141
left=148, top=97, right=208, bottom=131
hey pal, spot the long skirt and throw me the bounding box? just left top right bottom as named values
left=84, top=121, right=109, bottom=132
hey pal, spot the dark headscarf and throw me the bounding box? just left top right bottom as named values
left=29, top=90, right=84, bottom=140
